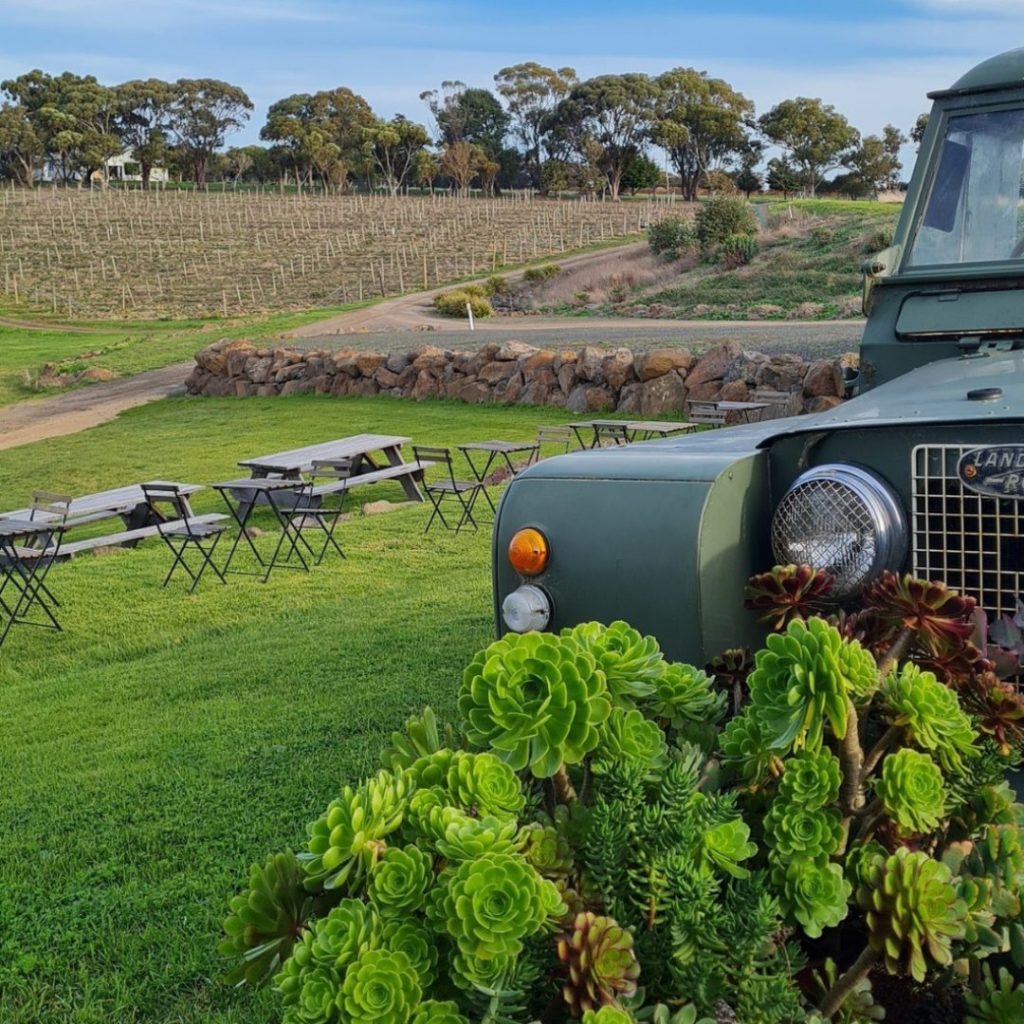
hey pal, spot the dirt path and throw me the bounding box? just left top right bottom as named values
left=0, top=362, right=190, bottom=452
left=0, top=316, right=107, bottom=334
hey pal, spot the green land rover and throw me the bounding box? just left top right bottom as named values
left=494, top=48, right=1024, bottom=665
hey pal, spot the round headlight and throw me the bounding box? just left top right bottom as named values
left=771, top=464, right=907, bottom=599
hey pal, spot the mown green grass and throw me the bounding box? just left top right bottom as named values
left=0, top=394, right=583, bottom=1024
left=0, top=305, right=374, bottom=407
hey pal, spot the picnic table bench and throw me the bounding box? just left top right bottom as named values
left=237, top=434, right=430, bottom=510
left=0, top=482, right=215, bottom=558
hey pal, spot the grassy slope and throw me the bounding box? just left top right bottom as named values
left=0, top=394, right=585, bottom=1024
left=0, top=304, right=373, bottom=407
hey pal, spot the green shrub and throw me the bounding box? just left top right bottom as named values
left=483, top=275, right=511, bottom=296
left=719, top=233, right=759, bottom=269
left=432, top=289, right=493, bottom=318
left=695, top=196, right=759, bottom=250
left=523, top=263, right=561, bottom=283
left=647, top=216, right=697, bottom=261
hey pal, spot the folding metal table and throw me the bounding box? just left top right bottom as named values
left=457, top=440, right=541, bottom=514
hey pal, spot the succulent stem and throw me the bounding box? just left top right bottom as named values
left=552, top=764, right=578, bottom=804
left=838, top=697, right=866, bottom=814
left=876, top=627, right=913, bottom=683
left=819, top=944, right=878, bottom=1019
left=860, top=725, right=901, bottom=782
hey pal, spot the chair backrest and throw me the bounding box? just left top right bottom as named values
left=311, top=457, right=354, bottom=481
left=535, top=425, right=574, bottom=454
left=686, top=401, right=727, bottom=427
left=413, top=445, right=456, bottom=486
left=29, top=490, right=72, bottom=524
left=750, top=388, right=795, bottom=421
left=140, top=483, right=189, bottom=536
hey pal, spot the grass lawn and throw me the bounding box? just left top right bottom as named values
left=0, top=304, right=372, bottom=408
left=0, top=394, right=582, bottom=1024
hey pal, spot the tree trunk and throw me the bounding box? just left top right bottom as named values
left=141, top=162, right=152, bottom=190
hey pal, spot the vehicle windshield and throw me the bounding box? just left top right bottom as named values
left=907, top=107, right=1024, bottom=267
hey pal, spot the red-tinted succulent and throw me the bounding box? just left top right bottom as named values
left=862, top=573, right=976, bottom=655
left=744, top=564, right=835, bottom=631
left=960, top=671, right=1024, bottom=754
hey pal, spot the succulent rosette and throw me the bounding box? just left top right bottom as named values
left=881, top=662, right=977, bottom=771
left=699, top=818, right=757, bottom=879
left=434, top=814, right=519, bottom=862
left=874, top=748, right=946, bottom=835
left=777, top=749, right=841, bottom=809
left=339, top=948, right=421, bottom=1024
left=748, top=618, right=865, bottom=752
left=581, top=1007, right=635, bottom=1024
left=280, top=962, right=343, bottom=1024
left=965, top=965, right=1024, bottom=1024
left=857, top=847, right=967, bottom=981
left=446, top=751, right=525, bottom=818
left=449, top=950, right=517, bottom=994
left=518, top=821, right=574, bottom=878
left=744, top=563, right=836, bottom=631
left=595, top=707, right=668, bottom=769
left=368, top=845, right=433, bottom=917
left=771, top=857, right=851, bottom=938
left=304, top=771, right=410, bottom=890
left=459, top=632, right=611, bottom=777
left=764, top=800, right=843, bottom=861
left=843, top=841, right=887, bottom=888
left=562, top=620, right=663, bottom=703
left=309, top=898, right=382, bottom=971
left=718, top=711, right=784, bottom=785
left=645, top=661, right=726, bottom=727
left=411, top=1000, right=471, bottom=1024
left=381, top=919, right=438, bottom=989
left=219, top=850, right=313, bottom=987
left=557, top=911, right=640, bottom=1015
left=428, top=851, right=548, bottom=959
left=404, top=749, right=458, bottom=790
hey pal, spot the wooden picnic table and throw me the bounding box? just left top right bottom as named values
left=714, top=401, right=769, bottom=423
left=568, top=419, right=699, bottom=449
left=1, top=482, right=201, bottom=528
left=237, top=434, right=426, bottom=510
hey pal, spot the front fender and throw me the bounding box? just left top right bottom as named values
left=493, top=443, right=771, bottom=664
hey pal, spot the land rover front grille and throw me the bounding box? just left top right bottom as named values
left=912, top=444, right=1024, bottom=622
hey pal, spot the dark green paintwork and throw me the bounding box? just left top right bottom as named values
left=493, top=49, right=1024, bottom=666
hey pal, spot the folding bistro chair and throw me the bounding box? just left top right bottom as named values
left=141, top=483, right=227, bottom=593
left=528, top=426, right=574, bottom=465
left=593, top=423, right=630, bottom=447
left=23, top=491, right=72, bottom=608
left=0, top=517, right=66, bottom=646
left=283, top=458, right=350, bottom=566
left=412, top=446, right=485, bottom=533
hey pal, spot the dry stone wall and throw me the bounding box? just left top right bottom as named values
left=186, top=338, right=856, bottom=419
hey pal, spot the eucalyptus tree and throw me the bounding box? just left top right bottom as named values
left=170, top=78, right=252, bottom=187
left=421, top=81, right=509, bottom=160
left=0, top=103, right=42, bottom=183
left=758, top=97, right=859, bottom=197
left=650, top=67, right=752, bottom=201
left=363, top=115, right=430, bottom=194
left=549, top=73, right=657, bottom=199
left=494, top=62, right=577, bottom=185
left=114, top=78, right=174, bottom=188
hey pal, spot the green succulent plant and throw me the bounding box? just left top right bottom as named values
left=309, top=898, right=381, bottom=971
left=581, top=1007, right=635, bottom=1024
left=446, top=751, right=525, bottom=818
left=965, top=965, right=1024, bottom=1024
left=557, top=911, right=641, bottom=1015
left=718, top=711, right=784, bottom=785
left=857, top=847, right=967, bottom=981
left=644, top=661, right=726, bottom=727
left=278, top=961, right=342, bottom=1023
left=368, top=845, right=433, bottom=917
left=304, top=771, right=410, bottom=890
left=404, top=749, right=458, bottom=790
left=562, top=619, right=663, bottom=703
left=338, top=948, right=422, bottom=1024
left=748, top=617, right=875, bottom=753
left=881, top=662, right=978, bottom=771
left=699, top=817, right=757, bottom=879
left=843, top=841, right=887, bottom=889
left=219, top=849, right=314, bottom=987
left=596, top=707, right=668, bottom=769
left=411, top=1000, right=471, bottom=1024
left=427, top=851, right=550, bottom=960
left=777, top=749, right=841, bottom=809
left=873, top=748, right=946, bottom=835
left=449, top=949, right=517, bottom=994
left=381, top=919, right=438, bottom=989
left=460, top=632, right=611, bottom=778
left=519, top=821, right=574, bottom=878
left=811, top=957, right=884, bottom=1023
left=438, top=811, right=524, bottom=860
left=771, top=856, right=851, bottom=938
left=380, top=706, right=457, bottom=772
left=764, top=800, right=843, bottom=861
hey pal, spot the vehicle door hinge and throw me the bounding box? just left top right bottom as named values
left=958, top=336, right=1014, bottom=356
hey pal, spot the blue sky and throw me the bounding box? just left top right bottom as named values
left=3, top=0, right=1024, bottom=168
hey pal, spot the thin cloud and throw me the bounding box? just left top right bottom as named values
left=910, top=0, right=1024, bottom=16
